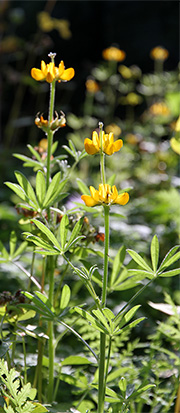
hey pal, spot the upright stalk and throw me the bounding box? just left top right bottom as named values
left=46, top=53, right=56, bottom=403
left=98, top=202, right=110, bottom=413
left=47, top=255, right=55, bottom=403
left=46, top=79, right=55, bottom=190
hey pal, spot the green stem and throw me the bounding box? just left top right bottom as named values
left=47, top=256, right=55, bottom=403
left=98, top=332, right=106, bottom=413
left=102, top=205, right=110, bottom=307
left=22, top=336, right=27, bottom=384
left=46, top=80, right=56, bottom=191
left=98, top=205, right=110, bottom=413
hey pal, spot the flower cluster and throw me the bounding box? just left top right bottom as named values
left=84, top=130, right=123, bottom=156
left=31, top=59, right=75, bottom=83
left=150, top=46, right=169, bottom=61
left=81, top=184, right=129, bottom=207
left=35, top=111, right=66, bottom=132
left=102, top=46, right=126, bottom=62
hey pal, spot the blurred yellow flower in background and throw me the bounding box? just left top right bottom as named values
left=105, top=123, right=121, bottom=137
left=102, top=46, right=126, bottom=62
left=149, top=102, right=171, bottom=116
left=31, top=60, right=75, bottom=83
left=85, top=78, right=100, bottom=93
left=170, top=116, right=180, bottom=155
left=81, top=184, right=129, bottom=207
left=150, top=46, right=169, bottom=61
left=38, top=12, right=72, bottom=39
left=84, top=130, right=123, bottom=155
left=119, top=92, right=143, bottom=106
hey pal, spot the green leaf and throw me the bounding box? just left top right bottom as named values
left=107, top=174, right=116, bottom=186
left=36, top=171, right=46, bottom=207
left=0, top=240, right=9, bottom=260
left=5, top=182, right=30, bottom=203
left=117, top=305, right=141, bottom=329
left=159, top=268, right=180, bottom=277
left=127, top=249, right=152, bottom=272
left=13, top=153, right=43, bottom=169
left=24, top=233, right=58, bottom=253
left=43, top=175, right=67, bottom=208
left=31, top=219, right=61, bottom=251
left=92, top=309, right=110, bottom=331
left=72, top=307, right=108, bottom=334
left=15, top=171, right=38, bottom=207
left=61, top=355, right=91, bottom=366
left=60, top=284, right=71, bottom=310
left=76, top=178, right=90, bottom=195
left=127, top=384, right=156, bottom=401
left=9, top=231, right=17, bottom=257
left=158, top=245, right=180, bottom=272
left=110, top=246, right=126, bottom=287
left=119, top=377, right=127, bottom=393
left=59, top=214, right=69, bottom=249
left=27, top=144, right=42, bottom=162
left=65, top=217, right=84, bottom=251
left=151, top=235, right=159, bottom=272
left=32, top=403, right=48, bottom=412
left=42, top=171, right=60, bottom=206
left=12, top=241, right=28, bottom=259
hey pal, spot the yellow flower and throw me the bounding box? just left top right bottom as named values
left=105, top=123, right=121, bottom=137
left=170, top=116, right=180, bottom=155
left=150, top=46, right=169, bottom=61
left=119, top=93, right=143, bottom=106
left=31, top=60, right=75, bottom=83
left=81, top=184, right=129, bottom=207
left=85, top=78, right=100, bottom=93
left=149, top=102, right=170, bottom=116
left=102, top=46, right=126, bottom=62
left=84, top=130, right=123, bottom=156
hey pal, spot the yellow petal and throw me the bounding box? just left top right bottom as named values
left=92, top=131, right=100, bottom=150
left=104, top=143, right=114, bottom=156
left=113, top=139, right=123, bottom=152
left=60, top=68, right=75, bottom=81
left=58, top=60, right=65, bottom=76
left=46, top=71, right=55, bottom=83
left=41, top=60, right=47, bottom=75
left=112, top=185, right=118, bottom=199
left=90, top=186, right=99, bottom=202
left=31, top=68, right=45, bottom=81
left=81, top=195, right=98, bottom=207
left=116, top=192, right=129, bottom=205
left=84, top=138, right=99, bottom=155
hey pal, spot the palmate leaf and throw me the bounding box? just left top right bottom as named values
left=127, top=249, right=152, bottom=272
left=72, top=307, right=108, bottom=334
left=43, top=175, right=67, bottom=208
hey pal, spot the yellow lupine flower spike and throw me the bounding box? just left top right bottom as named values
left=84, top=131, right=123, bottom=156
left=81, top=184, right=129, bottom=207
left=31, top=60, right=75, bottom=83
